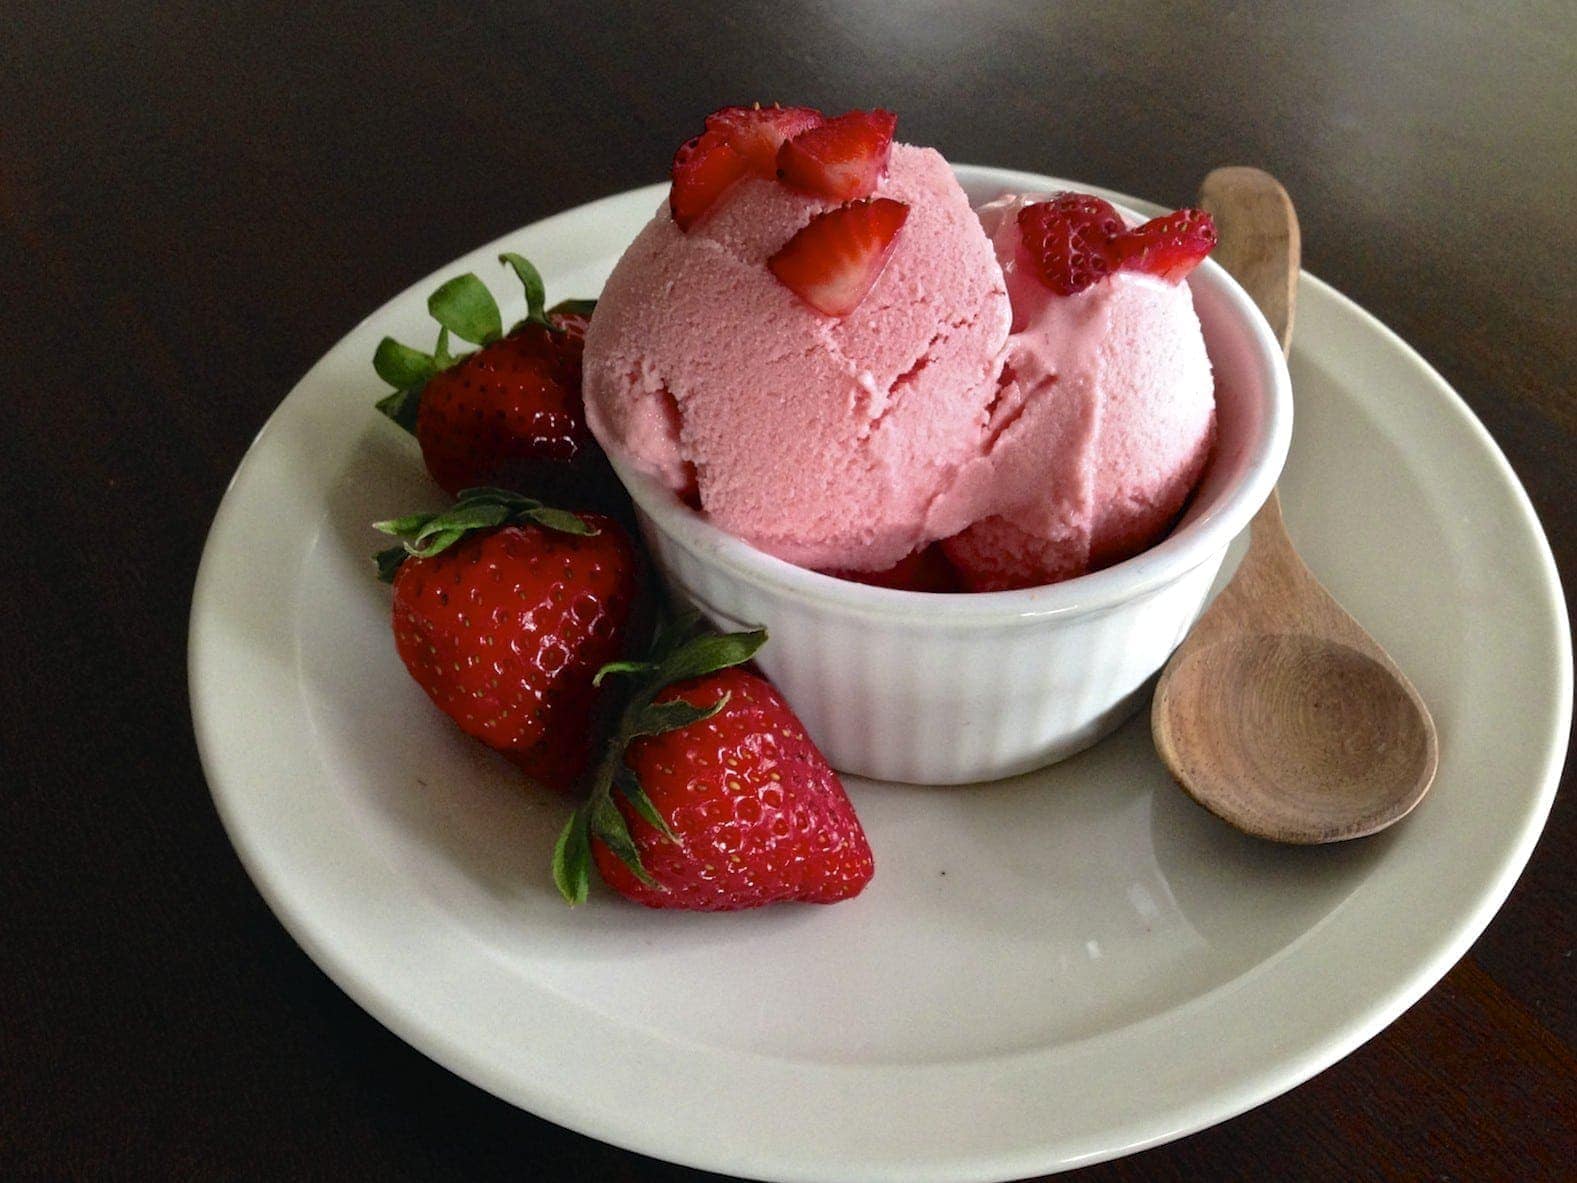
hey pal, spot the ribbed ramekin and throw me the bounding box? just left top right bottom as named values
left=607, top=216, right=1291, bottom=785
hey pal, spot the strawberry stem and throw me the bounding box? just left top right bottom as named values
left=499, top=252, right=556, bottom=334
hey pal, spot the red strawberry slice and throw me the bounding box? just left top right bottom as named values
left=776, top=109, right=897, bottom=201
left=670, top=129, right=749, bottom=230
left=768, top=197, right=910, bottom=317
left=706, top=104, right=824, bottom=176
left=1116, top=208, right=1218, bottom=282
left=1017, top=193, right=1126, bottom=296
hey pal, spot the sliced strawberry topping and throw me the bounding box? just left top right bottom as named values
left=768, top=197, right=910, bottom=317
left=1116, top=208, right=1218, bottom=283
left=776, top=109, right=897, bottom=202
left=1017, top=193, right=1126, bottom=296
left=670, top=129, right=749, bottom=230
left=706, top=104, right=824, bottom=176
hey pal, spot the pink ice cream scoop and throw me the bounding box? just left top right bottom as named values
left=585, top=110, right=1216, bottom=588
left=934, top=194, right=1216, bottom=589
left=583, top=143, right=1012, bottom=573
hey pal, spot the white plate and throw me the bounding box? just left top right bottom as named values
left=189, top=167, right=1571, bottom=1182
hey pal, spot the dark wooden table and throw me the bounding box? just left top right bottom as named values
left=5, top=3, right=1572, bottom=1179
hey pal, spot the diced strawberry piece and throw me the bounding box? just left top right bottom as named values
left=768, top=197, right=910, bottom=317
left=670, top=129, right=749, bottom=230
left=1116, top=208, right=1218, bottom=282
left=776, top=109, right=897, bottom=201
left=706, top=104, right=824, bottom=176
left=1017, top=193, right=1126, bottom=296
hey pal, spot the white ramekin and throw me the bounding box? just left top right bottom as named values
left=607, top=183, right=1292, bottom=785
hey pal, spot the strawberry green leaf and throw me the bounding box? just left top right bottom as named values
left=374, top=544, right=409, bottom=583
left=614, top=766, right=676, bottom=842
left=371, top=336, right=436, bottom=436
left=552, top=807, right=593, bottom=905
left=591, top=796, right=657, bottom=887
left=371, top=489, right=596, bottom=570
left=374, top=385, right=423, bottom=434
left=548, top=297, right=598, bottom=319
left=403, top=526, right=467, bottom=558
left=648, top=608, right=705, bottom=663
left=455, top=489, right=597, bottom=537
left=629, top=692, right=730, bottom=738
left=376, top=499, right=509, bottom=559
left=656, top=629, right=768, bottom=685
left=410, top=500, right=511, bottom=545
left=428, top=274, right=502, bottom=346
left=372, top=510, right=435, bottom=536
left=499, top=252, right=550, bottom=330
left=592, top=660, right=658, bottom=687
left=373, top=337, right=437, bottom=389
left=522, top=506, right=599, bottom=536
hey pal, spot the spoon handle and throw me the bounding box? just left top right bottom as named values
left=1192, top=170, right=1401, bottom=652
left=1199, top=166, right=1300, bottom=353
left=1180, top=168, right=1313, bottom=644
left=1184, top=488, right=1325, bottom=647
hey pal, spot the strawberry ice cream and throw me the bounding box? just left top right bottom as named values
left=583, top=105, right=1217, bottom=587
left=584, top=132, right=1012, bottom=572
left=934, top=194, right=1215, bottom=589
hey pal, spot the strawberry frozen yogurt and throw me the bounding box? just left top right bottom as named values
left=583, top=105, right=1217, bottom=587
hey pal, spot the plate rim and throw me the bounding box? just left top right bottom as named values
left=189, top=166, right=1572, bottom=1182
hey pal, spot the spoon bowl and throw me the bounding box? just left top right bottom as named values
left=1151, top=167, right=1439, bottom=843
left=1158, top=634, right=1437, bottom=842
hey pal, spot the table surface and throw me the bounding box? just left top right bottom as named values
left=4, top=2, right=1573, bottom=1179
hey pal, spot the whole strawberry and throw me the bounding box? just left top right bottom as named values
left=373, top=254, right=599, bottom=497
left=552, top=616, right=874, bottom=910
left=374, top=489, right=639, bottom=790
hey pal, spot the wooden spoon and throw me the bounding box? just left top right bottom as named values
left=1151, top=166, right=1438, bottom=843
